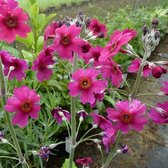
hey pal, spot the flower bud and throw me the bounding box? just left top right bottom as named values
left=152, top=66, right=167, bottom=78
left=152, top=18, right=159, bottom=29
left=142, top=25, right=150, bottom=36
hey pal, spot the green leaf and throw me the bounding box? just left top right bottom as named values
left=2, top=45, right=21, bottom=57
left=104, top=95, right=115, bottom=106
left=16, top=31, right=34, bottom=48
left=62, top=159, right=77, bottom=168
left=21, top=50, right=34, bottom=62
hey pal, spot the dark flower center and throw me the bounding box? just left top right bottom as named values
left=120, top=113, right=133, bottom=124
left=79, top=77, right=92, bottom=90
left=21, top=101, right=32, bottom=113
left=93, top=52, right=100, bottom=61
left=111, top=42, right=117, bottom=52
left=94, top=25, right=100, bottom=33
left=81, top=44, right=91, bottom=53
left=12, top=60, right=19, bottom=69
left=4, top=14, right=18, bottom=29
left=60, top=35, right=70, bottom=46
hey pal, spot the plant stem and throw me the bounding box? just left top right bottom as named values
left=0, top=59, right=27, bottom=168
left=102, top=131, right=121, bottom=168
left=68, top=54, right=78, bottom=168
left=131, top=50, right=148, bottom=97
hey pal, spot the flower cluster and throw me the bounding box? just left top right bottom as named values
left=1, top=5, right=168, bottom=168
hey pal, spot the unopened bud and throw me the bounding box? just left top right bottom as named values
left=92, top=139, right=101, bottom=144
left=1, top=138, right=8, bottom=143
left=152, top=18, right=159, bottom=29
left=32, top=150, right=39, bottom=155
left=92, top=124, right=98, bottom=129
left=154, top=31, right=160, bottom=40
left=142, top=25, right=150, bottom=36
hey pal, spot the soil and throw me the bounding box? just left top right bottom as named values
left=44, top=1, right=168, bottom=168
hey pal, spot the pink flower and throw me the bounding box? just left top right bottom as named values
left=53, top=24, right=84, bottom=60
left=88, top=18, right=107, bottom=38
left=78, top=40, right=92, bottom=59
left=76, top=157, right=93, bottom=167
left=68, top=68, right=107, bottom=104
left=0, top=6, right=31, bottom=43
left=99, top=29, right=137, bottom=61
left=4, top=86, right=40, bottom=128
left=102, top=127, right=116, bottom=152
left=0, top=50, right=28, bottom=81
left=90, top=93, right=104, bottom=108
left=151, top=66, right=167, bottom=78
left=91, top=113, right=112, bottom=130
left=148, top=101, right=168, bottom=124
left=0, top=0, right=18, bottom=10
left=84, top=46, right=103, bottom=66
left=107, top=99, right=147, bottom=133
left=128, top=58, right=152, bottom=77
left=161, top=81, right=168, bottom=95
left=77, top=110, right=88, bottom=120
left=100, top=58, right=123, bottom=88
left=32, top=47, right=55, bottom=82
left=44, top=21, right=59, bottom=41
left=51, top=107, right=71, bottom=124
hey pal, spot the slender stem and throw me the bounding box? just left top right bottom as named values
left=131, top=50, right=148, bottom=97
left=0, top=59, right=27, bottom=168
left=79, top=126, right=97, bottom=141
left=76, top=133, right=102, bottom=147
left=64, top=120, right=71, bottom=138
left=0, top=156, right=19, bottom=160
left=102, top=131, right=121, bottom=168
left=76, top=119, right=82, bottom=139
left=136, top=92, right=162, bottom=97
left=68, top=54, right=78, bottom=168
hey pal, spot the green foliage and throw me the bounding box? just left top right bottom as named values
left=62, top=159, right=77, bottom=168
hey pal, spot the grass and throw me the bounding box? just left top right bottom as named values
left=18, top=0, right=81, bottom=11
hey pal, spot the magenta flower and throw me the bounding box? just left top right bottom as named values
left=128, top=58, right=152, bottom=77
left=148, top=101, right=168, bottom=124
left=88, top=18, right=107, bottom=38
left=102, top=127, right=116, bottom=152
left=77, top=110, right=88, bottom=120
left=161, top=81, right=168, bottom=95
left=0, top=0, right=18, bottom=10
left=99, top=29, right=137, bottom=61
left=151, top=65, right=167, bottom=78
left=51, top=107, right=71, bottom=124
left=107, top=99, right=147, bottom=133
left=68, top=68, right=107, bottom=104
left=53, top=24, right=84, bottom=60
left=91, top=113, right=112, bottom=130
left=100, top=58, right=123, bottom=88
left=32, top=47, right=55, bottom=82
left=0, top=6, right=31, bottom=43
left=78, top=41, right=92, bottom=59
left=4, top=86, right=41, bottom=128
left=84, top=46, right=103, bottom=66
left=76, top=157, right=93, bottom=167
left=90, top=93, right=104, bottom=108
left=44, top=21, right=59, bottom=41
left=0, top=50, right=28, bottom=81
